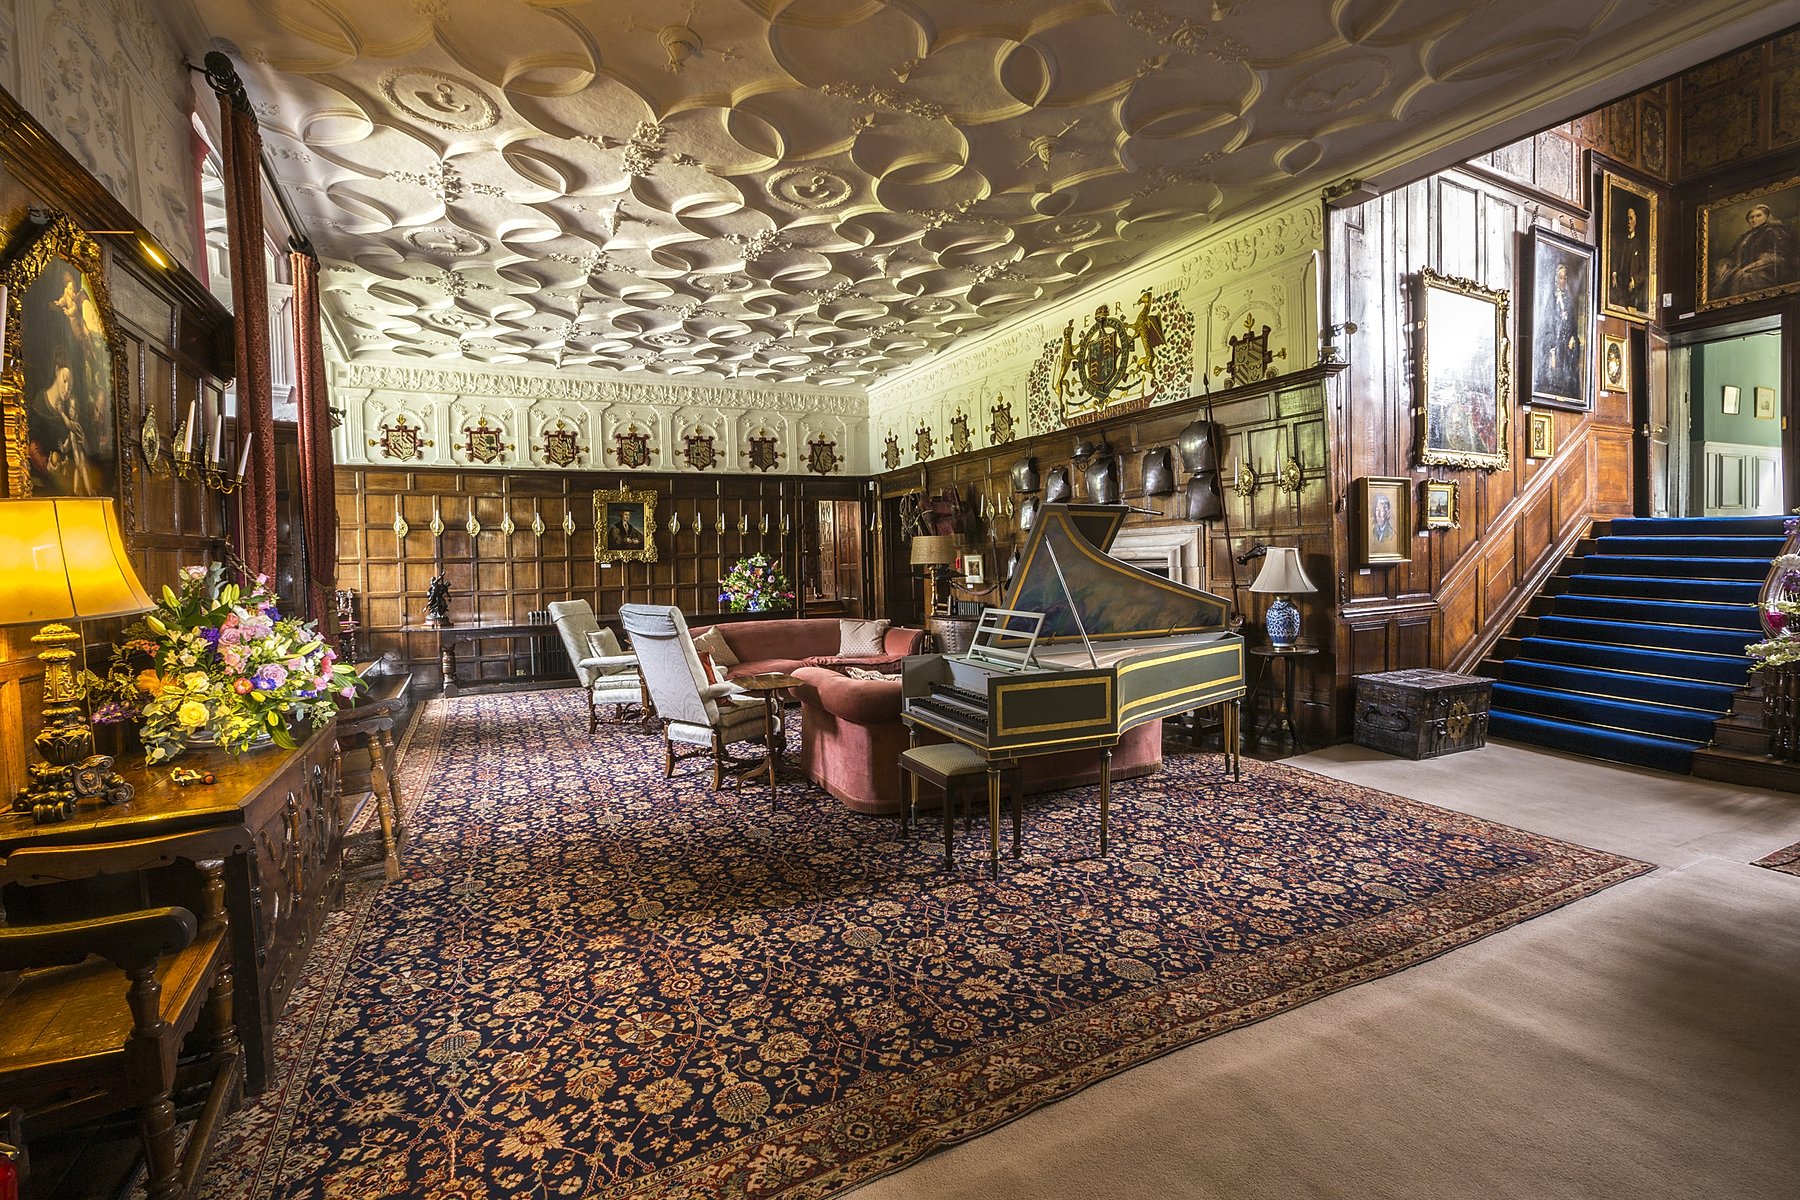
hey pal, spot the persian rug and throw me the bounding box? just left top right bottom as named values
left=1752, top=840, right=1800, bottom=877
left=199, top=691, right=1648, bottom=1200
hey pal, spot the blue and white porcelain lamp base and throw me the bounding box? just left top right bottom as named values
left=1264, top=594, right=1300, bottom=648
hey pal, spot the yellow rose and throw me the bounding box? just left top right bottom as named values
left=184, top=671, right=211, bottom=691
left=136, top=669, right=164, bottom=696
left=176, top=700, right=209, bottom=729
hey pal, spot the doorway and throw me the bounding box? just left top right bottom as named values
left=1658, top=319, right=1785, bottom=517
left=804, top=499, right=865, bottom=617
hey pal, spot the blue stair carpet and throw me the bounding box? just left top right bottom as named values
left=1486, top=515, right=1780, bottom=774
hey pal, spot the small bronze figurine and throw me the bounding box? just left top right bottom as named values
left=425, top=573, right=452, bottom=627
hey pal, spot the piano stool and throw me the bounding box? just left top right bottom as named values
left=899, top=743, right=1024, bottom=875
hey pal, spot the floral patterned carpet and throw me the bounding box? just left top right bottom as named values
left=1753, top=840, right=1800, bottom=876
left=199, top=690, right=1648, bottom=1200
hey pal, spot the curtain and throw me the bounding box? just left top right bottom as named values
left=291, top=246, right=337, bottom=627
left=209, top=52, right=277, bottom=581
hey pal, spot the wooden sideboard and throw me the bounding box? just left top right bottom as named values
left=0, top=722, right=343, bottom=1093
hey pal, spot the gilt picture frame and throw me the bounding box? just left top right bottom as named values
left=1528, top=410, right=1556, bottom=460
left=1601, top=331, right=1629, bottom=393
left=1354, top=476, right=1412, bottom=566
left=1525, top=226, right=1595, bottom=412
left=1423, top=480, right=1459, bottom=529
left=593, top=486, right=658, bottom=564
left=0, top=213, right=126, bottom=511
left=1698, top=173, right=1800, bottom=312
left=1599, top=170, right=1658, bottom=323
left=1417, top=268, right=1510, bottom=472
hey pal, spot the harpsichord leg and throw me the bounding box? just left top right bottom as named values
left=1098, top=747, right=1113, bottom=856
left=988, top=764, right=1002, bottom=879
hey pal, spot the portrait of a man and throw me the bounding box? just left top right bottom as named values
left=1601, top=172, right=1656, bottom=323
left=1701, top=177, right=1800, bottom=311
left=1528, top=229, right=1593, bottom=410
left=594, top=487, right=658, bottom=564
left=607, top=504, right=644, bottom=549
left=21, top=256, right=116, bottom=496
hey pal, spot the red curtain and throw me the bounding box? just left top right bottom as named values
left=291, top=247, right=337, bottom=625
left=211, top=55, right=277, bottom=581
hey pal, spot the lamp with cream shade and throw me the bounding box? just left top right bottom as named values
left=0, top=498, right=154, bottom=822
left=1247, top=546, right=1317, bottom=648
left=909, top=533, right=960, bottom=619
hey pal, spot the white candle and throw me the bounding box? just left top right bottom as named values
left=183, top=399, right=197, bottom=453
left=211, top=413, right=225, bottom=462
left=236, top=428, right=253, bottom=480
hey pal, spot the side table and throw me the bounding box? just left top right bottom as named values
left=1248, top=646, right=1320, bottom=753
left=733, top=672, right=800, bottom=796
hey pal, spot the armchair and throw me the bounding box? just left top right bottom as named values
left=548, top=600, right=645, bottom=731
left=619, top=604, right=781, bottom=794
left=0, top=832, right=242, bottom=1200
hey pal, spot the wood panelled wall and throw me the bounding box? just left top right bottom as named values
left=0, top=90, right=235, bottom=795
left=876, top=366, right=1342, bottom=739
left=1331, top=166, right=1637, bottom=724
left=334, top=466, right=866, bottom=688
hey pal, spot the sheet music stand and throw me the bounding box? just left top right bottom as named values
left=963, top=607, right=1045, bottom=671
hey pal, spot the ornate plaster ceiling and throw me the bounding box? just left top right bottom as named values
left=182, top=0, right=1778, bottom=388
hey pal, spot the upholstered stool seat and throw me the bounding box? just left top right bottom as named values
left=900, top=743, right=1022, bottom=875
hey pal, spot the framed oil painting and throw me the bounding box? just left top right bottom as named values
left=1354, top=476, right=1412, bottom=566
left=1599, top=170, right=1657, bottom=323
left=1526, top=227, right=1594, bottom=411
left=1417, top=268, right=1510, bottom=472
left=0, top=214, right=124, bottom=504
left=1423, top=479, right=1459, bottom=529
left=1699, top=174, right=1800, bottom=312
left=1601, top=331, right=1629, bottom=393
left=1528, top=410, right=1556, bottom=460
left=593, top=485, right=658, bottom=564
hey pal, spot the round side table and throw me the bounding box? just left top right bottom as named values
left=1248, top=646, right=1319, bottom=753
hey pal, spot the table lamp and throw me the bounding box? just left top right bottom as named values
left=0, top=498, right=154, bottom=822
left=1248, top=546, right=1316, bottom=649
left=910, top=533, right=959, bottom=619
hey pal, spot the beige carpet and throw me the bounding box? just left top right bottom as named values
left=852, top=738, right=1800, bottom=1200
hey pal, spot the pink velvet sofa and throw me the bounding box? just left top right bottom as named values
left=791, top=665, right=1163, bottom=816
left=688, top=618, right=926, bottom=680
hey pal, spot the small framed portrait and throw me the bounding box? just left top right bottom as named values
left=1526, top=226, right=1595, bottom=411
left=0, top=214, right=125, bottom=505
left=1423, top=479, right=1459, bottom=529
left=1698, top=173, right=1800, bottom=312
left=1528, top=410, right=1556, bottom=460
left=1722, top=385, right=1741, bottom=415
left=1417, top=268, right=1510, bottom=472
left=593, top=485, right=658, bottom=564
left=1600, top=170, right=1658, bottom=323
left=961, top=553, right=986, bottom=585
left=1601, top=331, right=1629, bottom=393
left=1755, top=386, right=1777, bottom=420
left=1354, top=476, right=1412, bottom=566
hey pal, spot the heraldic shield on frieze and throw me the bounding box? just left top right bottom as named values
left=371, top=420, right=431, bottom=462
left=882, top=433, right=902, bottom=470
left=612, top=424, right=653, bottom=469
left=682, top=433, right=717, bottom=471
left=746, top=433, right=782, bottom=472
left=543, top=420, right=587, bottom=468
left=462, top=416, right=511, bottom=464
left=806, top=435, right=841, bottom=475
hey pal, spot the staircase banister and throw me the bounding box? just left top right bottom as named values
left=1756, top=516, right=1800, bottom=637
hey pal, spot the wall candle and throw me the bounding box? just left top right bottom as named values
left=211, top=412, right=225, bottom=462
left=182, top=398, right=197, bottom=453
left=235, top=428, right=253, bottom=479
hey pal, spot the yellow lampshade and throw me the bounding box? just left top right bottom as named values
left=0, top=498, right=155, bottom=625
left=910, top=534, right=960, bottom=567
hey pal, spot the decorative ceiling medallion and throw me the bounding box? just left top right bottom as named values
left=746, top=433, right=782, bottom=473
left=806, top=435, right=842, bottom=475
left=612, top=424, right=654, bottom=468
left=989, top=396, right=1015, bottom=445
left=908, top=297, right=954, bottom=316
left=682, top=433, right=717, bottom=471
left=1046, top=217, right=1102, bottom=243
left=1214, top=314, right=1286, bottom=388
left=461, top=417, right=512, bottom=464
left=1055, top=290, right=1165, bottom=417
left=406, top=227, right=489, bottom=258
left=949, top=411, right=972, bottom=456
left=693, top=274, right=753, bottom=293
left=378, top=69, right=499, bottom=132
left=370, top=420, right=432, bottom=461
left=1284, top=58, right=1392, bottom=115
left=914, top=423, right=934, bottom=463
left=543, top=420, right=587, bottom=468
left=882, top=433, right=902, bottom=471
left=646, top=332, right=692, bottom=347
left=770, top=167, right=853, bottom=210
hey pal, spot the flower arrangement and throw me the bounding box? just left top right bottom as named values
left=81, top=564, right=360, bottom=764
left=719, top=554, right=795, bottom=613
left=1748, top=552, right=1800, bottom=674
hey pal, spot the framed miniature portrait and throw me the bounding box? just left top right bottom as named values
left=1527, top=410, right=1556, bottom=460
left=1601, top=332, right=1629, bottom=393
left=1417, top=269, right=1510, bottom=472
left=1354, top=476, right=1412, bottom=566
left=1423, top=480, right=1459, bottom=529
left=1525, top=227, right=1595, bottom=411
left=1599, top=170, right=1658, bottom=323
left=961, top=553, right=986, bottom=585
left=593, top=485, right=658, bottom=564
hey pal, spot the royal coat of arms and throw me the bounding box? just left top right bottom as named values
left=682, top=433, right=717, bottom=471
left=805, top=435, right=842, bottom=475
left=612, top=424, right=653, bottom=468
left=988, top=396, right=1014, bottom=445
left=543, top=420, right=587, bottom=468
left=1053, top=289, right=1164, bottom=418
left=949, top=411, right=971, bottom=456
left=461, top=416, right=511, bottom=464
left=370, top=420, right=432, bottom=462
left=913, top=423, right=934, bottom=463
left=882, top=433, right=902, bottom=470
left=746, top=433, right=782, bottom=473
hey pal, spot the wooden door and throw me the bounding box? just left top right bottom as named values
left=834, top=500, right=864, bottom=617
left=1639, top=326, right=1671, bottom=517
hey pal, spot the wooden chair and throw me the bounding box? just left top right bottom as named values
left=338, top=664, right=411, bottom=882
left=0, top=831, right=243, bottom=1200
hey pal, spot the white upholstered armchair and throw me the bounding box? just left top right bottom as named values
left=619, top=603, right=780, bottom=792
left=548, top=600, right=645, bottom=731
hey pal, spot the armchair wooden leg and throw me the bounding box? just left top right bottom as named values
left=713, top=731, right=725, bottom=791
left=140, top=1092, right=181, bottom=1200
left=663, top=728, right=676, bottom=778
left=588, top=688, right=598, bottom=734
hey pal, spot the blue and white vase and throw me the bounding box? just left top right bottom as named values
left=1264, top=595, right=1300, bottom=648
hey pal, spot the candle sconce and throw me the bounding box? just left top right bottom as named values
left=1234, top=459, right=1260, bottom=500
left=170, top=405, right=250, bottom=493
left=171, top=437, right=247, bottom=494
left=531, top=507, right=545, bottom=537
left=1275, top=427, right=1304, bottom=498
left=429, top=508, right=446, bottom=538
left=392, top=510, right=410, bottom=539
left=715, top=508, right=727, bottom=536
left=668, top=510, right=682, bottom=535
left=465, top=509, right=482, bottom=536
left=759, top=511, right=770, bottom=536
left=561, top=508, right=576, bottom=536
left=500, top=511, right=516, bottom=536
